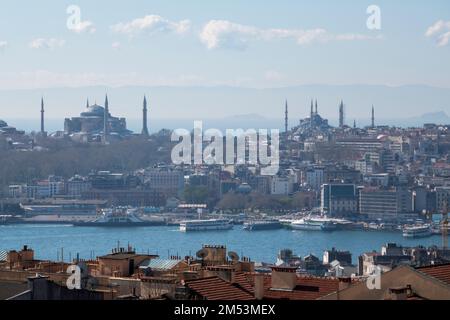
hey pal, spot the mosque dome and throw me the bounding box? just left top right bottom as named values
left=0, top=119, right=7, bottom=128
left=81, top=104, right=105, bottom=117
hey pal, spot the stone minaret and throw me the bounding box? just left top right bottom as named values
left=284, top=99, right=288, bottom=134
left=371, top=105, right=375, bottom=128
left=339, top=100, right=345, bottom=128
left=40, top=97, right=45, bottom=134
left=142, top=96, right=149, bottom=136
left=103, top=94, right=109, bottom=143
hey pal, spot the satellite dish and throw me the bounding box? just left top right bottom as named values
left=196, top=249, right=208, bottom=259
left=228, top=251, right=240, bottom=262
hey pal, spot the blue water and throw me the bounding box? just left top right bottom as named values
left=0, top=225, right=445, bottom=263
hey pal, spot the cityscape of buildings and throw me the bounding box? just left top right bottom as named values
left=1, top=96, right=450, bottom=300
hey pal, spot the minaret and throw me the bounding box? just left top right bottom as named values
left=142, top=96, right=149, bottom=136
left=86, top=98, right=89, bottom=108
left=339, top=100, right=345, bottom=128
left=353, top=120, right=356, bottom=129
left=310, top=99, right=314, bottom=118
left=371, top=105, right=375, bottom=128
left=315, top=99, right=318, bottom=115
left=284, top=99, right=288, bottom=134
left=40, top=97, right=45, bottom=134
left=103, top=94, right=109, bottom=143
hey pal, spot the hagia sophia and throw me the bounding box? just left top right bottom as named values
left=1, top=94, right=150, bottom=146
left=62, top=95, right=149, bottom=143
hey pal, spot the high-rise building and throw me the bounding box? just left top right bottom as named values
left=359, top=187, right=413, bottom=219
left=321, top=183, right=357, bottom=216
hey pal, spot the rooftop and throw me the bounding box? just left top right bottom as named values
left=233, top=273, right=339, bottom=300
left=184, top=276, right=254, bottom=300
left=416, top=263, right=450, bottom=286
left=139, top=258, right=182, bottom=271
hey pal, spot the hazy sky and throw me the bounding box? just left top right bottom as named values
left=0, top=0, right=449, bottom=90
left=0, top=0, right=449, bottom=126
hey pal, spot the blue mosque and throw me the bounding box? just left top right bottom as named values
left=295, top=99, right=332, bottom=136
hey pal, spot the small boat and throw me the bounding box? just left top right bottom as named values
left=179, top=219, right=233, bottom=232
left=291, top=217, right=337, bottom=232
left=431, top=223, right=450, bottom=235
left=73, top=208, right=165, bottom=227
left=367, top=222, right=382, bottom=231
left=402, top=224, right=432, bottom=238
left=0, top=215, right=15, bottom=225
left=243, top=220, right=282, bottom=231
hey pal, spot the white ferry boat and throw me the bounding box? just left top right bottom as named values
left=179, top=219, right=233, bottom=232
left=73, top=208, right=165, bottom=227
left=402, top=224, right=432, bottom=238
left=291, top=217, right=337, bottom=231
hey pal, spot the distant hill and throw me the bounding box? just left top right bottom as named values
left=418, top=111, right=450, bottom=123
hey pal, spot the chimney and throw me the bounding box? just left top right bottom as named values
left=338, top=277, right=352, bottom=291
left=388, top=286, right=410, bottom=300
left=230, top=270, right=236, bottom=284
left=254, top=273, right=265, bottom=300
left=270, top=266, right=297, bottom=291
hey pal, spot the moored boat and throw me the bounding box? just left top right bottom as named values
left=291, top=217, right=337, bottom=231
left=402, top=224, right=432, bottom=238
left=243, top=220, right=283, bottom=231
left=73, top=208, right=165, bottom=227
left=179, top=219, right=233, bottom=232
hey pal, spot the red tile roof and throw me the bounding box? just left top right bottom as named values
left=184, top=272, right=340, bottom=301
left=184, top=276, right=254, bottom=300
left=416, top=264, right=450, bottom=286
left=234, top=272, right=339, bottom=300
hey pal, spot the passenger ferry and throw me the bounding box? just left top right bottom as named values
left=179, top=219, right=233, bottom=232
left=73, top=208, right=165, bottom=227
left=243, top=220, right=283, bottom=231
left=402, top=224, right=432, bottom=238
left=291, top=217, right=337, bottom=231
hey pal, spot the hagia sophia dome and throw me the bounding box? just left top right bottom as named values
left=80, top=104, right=109, bottom=118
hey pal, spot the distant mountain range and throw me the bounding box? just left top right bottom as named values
left=1, top=84, right=449, bottom=132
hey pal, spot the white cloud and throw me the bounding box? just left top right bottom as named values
left=71, top=21, right=96, bottom=34
left=425, top=20, right=450, bottom=47
left=111, top=15, right=191, bottom=36
left=0, top=70, right=207, bottom=90
left=437, top=31, right=450, bottom=47
left=29, top=38, right=65, bottom=50
left=264, top=70, right=284, bottom=82
left=0, top=41, right=7, bottom=51
left=112, top=42, right=121, bottom=50
left=200, top=20, right=381, bottom=50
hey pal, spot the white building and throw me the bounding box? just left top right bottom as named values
left=305, top=166, right=325, bottom=190
left=271, top=176, right=292, bottom=196
left=67, top=175, right=91, bottom=197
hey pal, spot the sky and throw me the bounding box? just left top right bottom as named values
left=0, top=0, right=449, bottom=125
